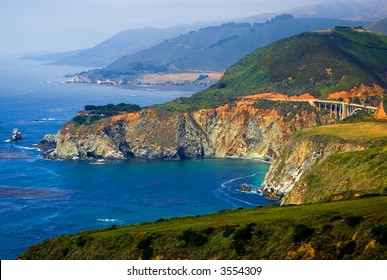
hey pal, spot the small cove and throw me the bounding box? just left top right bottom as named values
left=0, top=56, right=277, bottom=259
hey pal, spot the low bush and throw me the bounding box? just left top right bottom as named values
left=178, top=229, right=208, bottom=247
left=223, top=227, right=236, bottom=238
left=293, top=224, right=314, bottom=243
left=201, top=227, right=215, bottom=236
left=231, top=223, right=256, bottom=255
left=338, top=241, right=356, bottom=259
left=371, top=225, right=387, bottom=245
left=137, top=235, right=153, bottom=250
left=344, top=216, right=364, bottom=228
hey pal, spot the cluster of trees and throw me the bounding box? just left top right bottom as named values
left=84, top=103, right=141, bottom=113
left=73, top=103, right=142, bottom=125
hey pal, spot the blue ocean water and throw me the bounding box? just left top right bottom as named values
left=0, top=56, right=275, bottom=259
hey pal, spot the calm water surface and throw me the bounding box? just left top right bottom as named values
left=0, top=56, right=275, bottom=259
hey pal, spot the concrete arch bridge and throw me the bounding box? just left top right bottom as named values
left=312, top=100, right=378, bottom=120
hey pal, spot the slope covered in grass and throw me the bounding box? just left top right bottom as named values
left=20, top=196, right=387, bottom=260
left=159, top=29, right=387, bottom=112
left=281, top=121, right=387, bottom=204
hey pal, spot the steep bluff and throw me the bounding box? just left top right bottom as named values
left=261, top=134, right=365, bottom=200
left=46, top=100, right=325, bottom=162
left=261, top=122, right=387, bottom=204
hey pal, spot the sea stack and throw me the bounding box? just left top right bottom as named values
left=10, top=128, right=22, bottom=142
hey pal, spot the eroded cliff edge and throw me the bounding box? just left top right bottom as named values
left=45, top=99, right=326, bottom=162
left=261, top=122, right=387, bottom=204
left=261, top=133, right=365, bottom=200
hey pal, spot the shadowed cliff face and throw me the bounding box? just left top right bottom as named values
left=261, top=134, right=365, bottom=200
left=47, top=100, right=324, bottom=161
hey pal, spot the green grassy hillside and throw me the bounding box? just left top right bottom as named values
left=20, top=196, right=387, bottom=260
left=98, top=17, right=368, bottom=75
left=159, top=28, right=387, bottom=112
left=285, top=122, right=387, bottom=204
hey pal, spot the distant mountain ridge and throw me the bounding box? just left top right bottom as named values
left=26, top=25, right=202, bottom=67
left=25, top=0, right=386, bottom=69
left=288, top=0, right=387, bottom=21
left=74, top=16, right=369, bottom=83
left=368, top=17, right=387, bottom=35
left=159, top=28, right=387, bottom=111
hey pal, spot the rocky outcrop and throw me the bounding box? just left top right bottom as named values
left=10, top=128, right=22, bottom=142
left=261, top=134, right=365, bottom=202
left=35, top=134, right=58, bottom=151
left=45, top=100, right=326, bottom=161
left=375, top=97, right=387, bottom=120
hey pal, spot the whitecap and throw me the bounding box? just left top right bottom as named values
left=17, top=146, right=38, bottom=150
left=220, top=173, right=256, bottom=188
left=97, top=218, right=117, bottom=222
left=90, top=160, right=106, bottom=165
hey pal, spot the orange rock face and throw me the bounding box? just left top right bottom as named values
left=328, top=84, right=385, bottom=103
left=51, top=98, right=326, bottom=160
left=375, top=100, right=387, bottom=120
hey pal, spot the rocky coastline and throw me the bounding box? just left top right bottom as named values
left=38, top=98, right=334, bottom=203
left=65, top=73, right=220, bottom=88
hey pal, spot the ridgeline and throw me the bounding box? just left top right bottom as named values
left=159, top=28, right=387, bottom=112
left=25, top=28, right=387, bottom=260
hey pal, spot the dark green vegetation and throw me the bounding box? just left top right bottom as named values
left=253, top=100, right=318, bottom=122
left=296, top=137, right=387, bottom=204
left=80, top=17, right=368, bottom=78
left=73, top=103, right=141, bottom=125
left=158, top=28, right=387, bottom=112
left=19, top=196, right=387, bottom=260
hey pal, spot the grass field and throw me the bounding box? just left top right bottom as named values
left=20, top=196, right=387, bottom=260
left=301, top=122, right=387, bottom=140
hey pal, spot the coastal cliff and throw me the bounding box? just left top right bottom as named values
left=262, top=122, right=387, bottom=203
left=46, top=99, right=325, bottom=161
left=261, top=134, right=365, bottom=200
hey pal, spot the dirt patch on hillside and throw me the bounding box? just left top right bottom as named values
left=243, top=92, right=315, bottom=100
left=135, top=72, right=223, bottom=83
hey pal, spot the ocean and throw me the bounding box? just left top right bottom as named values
left=0, top=55, right=276, bottom=260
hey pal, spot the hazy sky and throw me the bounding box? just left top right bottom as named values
left=0, top=0, right=339, bottom=54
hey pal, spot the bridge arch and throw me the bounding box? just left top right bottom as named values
left=349, top=108, right=368, bottom=116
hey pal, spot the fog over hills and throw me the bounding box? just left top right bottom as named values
left=72, top=16, right=370, bottom=82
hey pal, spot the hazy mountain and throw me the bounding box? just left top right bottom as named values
left=159, top=27, right=387, bottom=111
left=100, top=16, right=369, bottom=75
left=368, top=17, right=387, bottom=35
left=288, top=0, right=387, bottom=21
left=27, top=25, right=202, bottom=67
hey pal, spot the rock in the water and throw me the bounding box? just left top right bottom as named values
left=239, top=183, right=251, bottom=192
left=35, top=134, right=58, bottom=151
left=10, top=128, right=22, bottom=142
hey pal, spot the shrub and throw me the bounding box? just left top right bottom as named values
left=178, top=229, right=208, bottom=247
left=141, top=247, right=154, bottom=260
left=344, top=216, right=364, bottom=228
left=293, top=224, right=314, bottom=243
left=223, top=227, right=236, bottom=238
left=76, top=236, right=88, bottom=247
left=231, top=223, right=256, bottom=255
left=330, top=215, right=343, bottom=222
left=61, top=247, right=70, bottom=257
left=137, top=235, right=153, bottom=250
left=371, top=225, right=387, bottom=245
left=338, top=241, right=356, bottom=259
left=218, top=83, right=227, bottom=89
left=201, top=227, right=215, bottom=236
